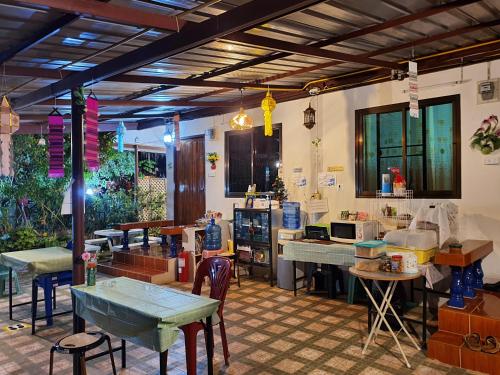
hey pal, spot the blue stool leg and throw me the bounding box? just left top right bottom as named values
left=13, top=271, right=22, bottom=295
left=448, top=266, right=465, bottom=309
left=0, top=277, right=5, bottom=297
left=463, top=265, right=476, bottom=299
left=473, top=259, right=484, bottom=289
left=32, top=279, right=38, bottom=335
left=42, top=277, right=54, bottom=326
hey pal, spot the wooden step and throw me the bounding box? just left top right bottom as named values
left=98, top=261, right=175, bottom=284
left=112, top=250, right=171, bottom=271
left=428, top=290, right=500, bottom=375
left=428, top=331, right=463, bottom=368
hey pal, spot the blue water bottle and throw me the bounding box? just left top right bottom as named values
left=204, top=218, right=222, bottom=250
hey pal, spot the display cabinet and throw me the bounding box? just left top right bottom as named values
left=234, top=206, right=274, bottom=286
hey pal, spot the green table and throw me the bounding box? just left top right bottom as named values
left=0, top=247, right=73, bottom=333
left=0, top=247, right=72, bottom=276
left=72, top=277, right=219, bottom=375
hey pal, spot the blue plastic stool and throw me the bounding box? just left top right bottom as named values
left=0, top=265, right=22, bottom=297
left=32, top=270, right=72, bottom=334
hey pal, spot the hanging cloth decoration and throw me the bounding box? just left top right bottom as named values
left=261, top=90, right=276, bottom=137
left=173, top=113, right=181, bottom=151
left=116, top=121, right=126, bottom=152
left=0, top=96, right=19, bottom=176
left=85, top=93, right=99, bottom=171
left=48, top=108, right=64, bottom=178
left=408, top=61, right=419, bottom=118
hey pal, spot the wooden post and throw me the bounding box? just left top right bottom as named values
left=71, top=87, right=85, bottom=375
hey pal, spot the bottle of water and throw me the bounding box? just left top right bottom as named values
left=204, top=218, right=222, bottom=250
left=283, top=202, right=300, bottom=229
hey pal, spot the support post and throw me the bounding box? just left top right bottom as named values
left=71, top=87, right=85, bottom=375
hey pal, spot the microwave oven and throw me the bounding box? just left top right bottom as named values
left=330, top=220, right=376, bottom=243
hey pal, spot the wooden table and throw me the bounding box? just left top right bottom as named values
left=160, top=225, right=195, bottom=257
left=114, top=220, right=174, bottom=250
left=434, top=240, right=493, bottom=308
left=349, top=267, right=421, bottom=368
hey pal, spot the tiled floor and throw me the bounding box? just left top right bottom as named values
left=0, top=274, right=480, bottom=374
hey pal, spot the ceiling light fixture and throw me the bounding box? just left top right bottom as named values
left=230, top=89, right=253, bottom=131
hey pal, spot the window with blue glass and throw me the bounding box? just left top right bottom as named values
left=355, top=95, right=461, bottom=198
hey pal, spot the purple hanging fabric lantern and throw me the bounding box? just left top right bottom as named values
left=85, top=95, right=99, bottom=171
left=48, top=113, right=64, bottom=178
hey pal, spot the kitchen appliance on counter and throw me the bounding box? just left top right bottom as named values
left=330, top=220, right=376, bottom=243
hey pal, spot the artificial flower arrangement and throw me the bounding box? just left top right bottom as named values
left=207, top=152, right=219, bottom=170
left=470, top=115, right=500, bottom=155
left=82, top=251, right=97, bottom=286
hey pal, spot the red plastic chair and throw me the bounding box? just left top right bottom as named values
left=181, top=256, right=232, bottom=373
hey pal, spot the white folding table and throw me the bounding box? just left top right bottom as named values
left=349, top=267, right=421, bottom=368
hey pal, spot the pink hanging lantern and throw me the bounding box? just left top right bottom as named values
left=85, top=95, right=99, bottom=171
left=48, top=110, right=64, bottom=178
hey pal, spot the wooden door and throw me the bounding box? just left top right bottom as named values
left=174, top=136, right=206, bottom=225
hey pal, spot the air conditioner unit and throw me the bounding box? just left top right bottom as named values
left=477, top=79, right=499, bottom=104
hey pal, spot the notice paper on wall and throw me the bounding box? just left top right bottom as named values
left=292, top=167, right=307, bottom=187
left=408, top=61, right=419, bottom=118
left=318, top=172, right=336, bottom=188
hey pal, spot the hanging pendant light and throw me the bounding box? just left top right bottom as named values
left=303, top=102, right=316, bottom=129
left=230, top=89, right=253, bottom=130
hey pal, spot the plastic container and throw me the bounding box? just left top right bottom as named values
left=282, top=202, right=301, bottom=229
left=354, top=256, right=381, bottom=272
left=355, top=240, right=386, bottom=258
left=204, top=218, right=222, bottom=250
left=386, top=245, right=436, bottom=264
left=387, top=252, right=419, bottom=273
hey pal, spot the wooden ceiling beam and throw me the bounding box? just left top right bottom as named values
left=176, top=40, right=500, bottom=121
left=224, top=32, right=401, bottom=70
left=36, top=99, right=234, bottom=107
left=12, top=0, right=325, bottom=110
left=176, top=17, right=500, bottom=103
left=0, top=13, right=79, bottom=65
left=2, top=66, right=301, bottom=91
left=250, top=18, right=500, bottom=85
left=188, top=0, right=481, bottom=81
left=13, top=0, right=186, bottom=31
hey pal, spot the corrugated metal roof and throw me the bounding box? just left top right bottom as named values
left=0, top=0, right=498, bottom=126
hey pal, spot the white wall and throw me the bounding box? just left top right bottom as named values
left=176, top=60, right=500, bottom=279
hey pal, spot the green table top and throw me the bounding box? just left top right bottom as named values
left=0, top=247, right=72, bottom=276
left=71, top=277, right=220, bottom=352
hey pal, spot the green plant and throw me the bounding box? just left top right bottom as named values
left=139, top=159, right=156, bottom=177
left=470, top=115, right=500, bottom=155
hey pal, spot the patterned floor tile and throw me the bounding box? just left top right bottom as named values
left=0, top=274, right=481, bottom=375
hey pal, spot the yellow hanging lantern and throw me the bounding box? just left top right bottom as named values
left=261, top=90, right=276, bottom=137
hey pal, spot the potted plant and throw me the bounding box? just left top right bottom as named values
left=470, top=115, right=500, bottom=155
left=207, top=152, right=219, bottom=170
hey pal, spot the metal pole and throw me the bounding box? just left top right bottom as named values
left=71, top=87, right=85, bottom=375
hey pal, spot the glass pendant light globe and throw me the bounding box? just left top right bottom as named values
left=230, top=107, right=253, bottom=130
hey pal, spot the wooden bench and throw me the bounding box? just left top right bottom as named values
left=114, top=220, right=174, bottom=251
